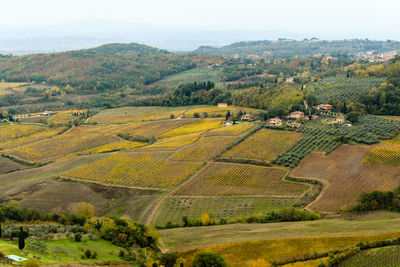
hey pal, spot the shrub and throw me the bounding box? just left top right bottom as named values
left=74, top=233, right=82, bottom=242
left=192, top=252, right=227, bottom=267
left=25, top=259, right=40, bottom=267
left=160, top=252, right=178, bottom=267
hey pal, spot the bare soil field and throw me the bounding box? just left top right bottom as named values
left=290, top=144, right=400, bottom=212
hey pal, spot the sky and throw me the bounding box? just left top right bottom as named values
left=1, top=0, right=399, bottom=37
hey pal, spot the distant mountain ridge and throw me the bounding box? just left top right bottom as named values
left=88, top=43, right=170, bottom=56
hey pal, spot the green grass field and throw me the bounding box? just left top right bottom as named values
left=151, top=196, right=299, bottom=226
left=0, top=238, right=124, bottom=264
left=160, top=211, right=400, bottom=251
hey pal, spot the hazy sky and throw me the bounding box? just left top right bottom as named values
left=0, top=0, right=399, bottom=40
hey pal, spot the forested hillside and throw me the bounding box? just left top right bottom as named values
left=0, top=43, right=221, bottom=93
left=195, top=39, right=400, bottom=59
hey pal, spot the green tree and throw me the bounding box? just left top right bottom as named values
left=192, top=252, right=227, bottom=267
left=160, top=252, right=178, bottom=267
left=225, top=111, right=231, bottom=120
left=18, top=227, right=27, bottom=251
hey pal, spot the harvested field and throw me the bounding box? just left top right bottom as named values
left=291, top=144, right=400, bottom=212
left=0, top=156, right=26, bottom=174
left=220, top=129, right=304, bottom=163
left=174, top=162, right=309, bottom=196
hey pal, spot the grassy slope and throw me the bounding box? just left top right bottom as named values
left=0, top=239, right=123, bottom=264
left=160, top=211, right=400, bottom=251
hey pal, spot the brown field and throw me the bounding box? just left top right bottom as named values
left=220, top=129, right=304, bottom=163
left=290, top=144, right=400, bottom=212
left=173, top=162, right=309, bottom=196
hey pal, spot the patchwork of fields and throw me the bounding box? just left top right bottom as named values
left=1, top=107, right=400, bottom=233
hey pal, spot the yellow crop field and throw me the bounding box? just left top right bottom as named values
left=3, top=134, right=119, bottom=161
left=0, top=127, right=66, bottom=149
left=170, top=136, right=237, bottom=162
left=364, top=134, right=400, bottom=165
left=221, top=129, right=304, bottom=162
left=47, top=111, right=73, bottom=125
left=174, top=162, right=308, bottom=196
left=146, top=132, right=201, bottom=150
left=160, top=118, right=223, bottom=138
left=205, top=123, right=254, bottom=137
left=381, top=116, right=400, bottom=121
left=72, top=140, right=144, bottom=156
left=64, top=151, right=202, bottom=189
left=183, top=106, right=259, bottom=118
left=0, top=82, right=28, bottom=95
left=178, top=232, right=400, bottom=267
left=116, top=119, right=192, bottom=137
left=87, top=106, right=189, bottom=123
left=0, top=124, right=45, bottom=142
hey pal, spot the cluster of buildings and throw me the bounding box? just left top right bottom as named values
left=13, top=110, right=56, bottom=120
left=355, top=50, right=398, bottom=62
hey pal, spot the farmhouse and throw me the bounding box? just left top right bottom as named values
left=289, top=111, right=304, bottom=119
left=316, top=104, right=333, bottom=112
left=71, top=110, right=87, bottom=116
left=269, top=117, right=283, bottom=126
left=43, top=110, right=56, bottom=116
left=289, top=122, right=302, bottom=128
left=334, top=116, right=345, bottom=124
left=223, top=120, right=233, bottom=126
left=218, top=103, right=228, bottom=108
left=241, top=114, right=253, bottom=121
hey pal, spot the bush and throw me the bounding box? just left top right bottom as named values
left=25, top=259, right=40, bottom=267
left=160, top=252, right=178, bottom=267
left=74, top=233, right=82, bottom=242
left=192, top=252, right=226, bottom=267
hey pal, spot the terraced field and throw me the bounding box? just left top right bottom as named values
left=152, top=196, right=299, bottom=226
left=220, top=129, right=304, bottom=163
left=63, top=151, right=202, bottom=189
left=174, top=162, right=309, bottom=196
